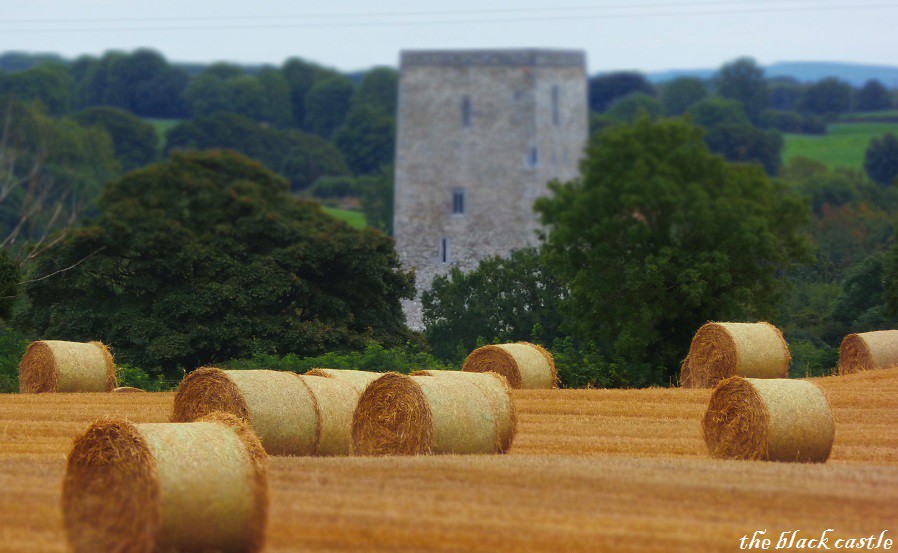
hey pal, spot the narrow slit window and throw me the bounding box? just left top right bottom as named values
left=527, top=147, right=539, bottom=167
left=551, top=85, right=560, bottom=126
left=440, top=238, right=450, bottom=263
left=452, top=189, right=465, bottom=215
left=461, top=96, right=471, bottom=127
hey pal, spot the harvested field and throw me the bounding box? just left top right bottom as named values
left=0, top=368, right=895, bottom=551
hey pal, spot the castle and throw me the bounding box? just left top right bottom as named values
left=393, top=49, right=589, bottom=328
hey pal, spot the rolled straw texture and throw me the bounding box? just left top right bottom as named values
left=112, top=387, right=145, bottom=393
left=462, top=342, right=557, bottom=389
left=352, top=373, right=498, bottom=456
left=62, top=412, right=268, bottom=553
left=304, top=368, right=382, bottom=394
left=412, top=370, right=516, bottom=453
left=173, top=368, right=319, bottom=456
left=702, top=377, right=834, bottom=463
left=18, top=340, right=117, bottom=393
left=300, top=375, right=358, bottom=456
left=838, top=330, right=898, bottom=375
left=682, top=322, right=790, bottom=388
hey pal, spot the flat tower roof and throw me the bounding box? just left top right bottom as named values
left=400, top=49, right=586, bottom=69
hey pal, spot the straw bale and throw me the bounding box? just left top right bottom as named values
left=702, top=376, right=834, bottom=462
left=300, top=375, right=358, bottom=456
left=112, top=387, right=145, bottom=393
left=838, top=330, right=898, bottom=375
left=173, top=367, right=319, bottom=456
left=352, top=373, right=498, bottom=456
left=304, top=368, right=382, bottom=394
left=462, top=342, right=557, bottom=389
left=62, top=412, right=268, bottom=552
left=412, top=370, right=516, bottom=452
left=18, top=340, right=116, bottom=393
left=683, top=322, right=790, bottom=388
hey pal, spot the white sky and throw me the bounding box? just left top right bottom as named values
left=0, top=0, right=896, bottom=73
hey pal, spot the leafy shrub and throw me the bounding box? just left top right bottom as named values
left=224, top=342, right=450, bottom=375
left=116, top=364, right=176, bottom=392
left=787, top=339, right=838, bottom=378
left=0, top=326, right=29, bottom=393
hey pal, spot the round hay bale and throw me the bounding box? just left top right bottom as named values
left=172, top=367, right=319, bottom=456
left=304, top=368, right=382, bottom=394
left=19, top=340, right=117, bottom=393
left=702, top=376, right=834, bottom=463
left=112, top=386, right=145, bottom=393
left=412, top=370, right=516, bottom=453
left=838, top=330, right=898, bottom=375
left=62, top=412, right=268, bottom=553
left=300, top=375, right=359, bottom=456
left=461, top=342, right=557, bottom=389
left=683, top=322, right=790, bottom=388
left=352, top=373, right=498, bottom=456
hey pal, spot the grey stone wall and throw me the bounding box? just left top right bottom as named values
left=393, top=49, right=588, bottom=329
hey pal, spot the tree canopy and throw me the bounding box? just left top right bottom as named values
left=70, top=106, right=158, bottom=171
left=535, top=117, right=811, bottom=383
left=714, top=57, right=768, bottom=123
left=19, top=151, right=415, bottom=376
left=864, top=133, right=898, bottom=186
left=588, top=72, right=655, bottom=113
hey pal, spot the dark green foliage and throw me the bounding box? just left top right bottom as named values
left=687, top=97, right=750, bottom=128
left=306, top=176, right=360, bottom=199
left=856, top=79, right=893, bottom=112
left=70, top=107, right=157, bottom=171
left=359, top=166, right=394, bottom=235
left=606, top=93, right=661, bottom=123
left=714, top=58, right=769, bottom=123
left=304, top=77, right=354, bottom=137
left=225, top=342, right=446, bottom=375
left=535, top=117, right=811, bottom=384
left=660, top=77, right=708, bottom=116
left=864, top=132, right=898, bottom=186
left=768, top=81, right=805, bottom=111
left=117, top=364, right=174, bottom=391
left=282, top=58, right=342, bottom=129
left=422, top=249, right=566, bottom=361
left=0, top=326, right=28, bottom=393
left=760, top=109, right=826, bottom=135
left=333, top=106, right=395, bottom=174
left=165, top=113, right=349, bottom=191
left=799, top=77, right=853, bottom=115
left=183, top=68, right=292, bottom=126
left=0, top=63, right=75, bottom=115
left=588, top=72, right=655, bottom=113
left=548, top=338, right=642, bottom=388
left=19, top=151, right=416, bottom=378
left=0, top=251, right=19, bottom=322
left=352, top=67, right=398, bottom=116
left=703, top=123, right=784, bottom=176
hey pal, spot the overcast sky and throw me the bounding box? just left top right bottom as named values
left=1, top=0, right=896, bottom=73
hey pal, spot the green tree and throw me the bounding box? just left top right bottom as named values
left=686, top=97, right=750, bottom=128
left=856, top=79, right=893, bottom=112
left=359, top=166, right=394, bottom=234
left=0, top=63, right=75, bottom=115
left=422, top=248, right=565, bottom=361
left=864, top=132, right=898, bottom=186
left=535, top=117, right=811, bottom=384
left=660, top=77, right=708, bottom=116
left=768, top=80, right=805, bottom=111
left=70, top=107, right=158, bottom=171
left=304, top=77, right=354, bottom=137
left=282, top=57, right=342, bottom=129
left=588, top=72, right=655, bottom=113
left=703, top=123, right=784, bottom=176
left=714, top=57, right=768, bottom=123
left=19, top=151, right=415, bottom=377
left=799, top=77, right=852, bottom=115
left=606, top=93, right=661, bottom=123
left=353, top=67, right=398, bottom=116
left=333, top=106, right=395, bottom=174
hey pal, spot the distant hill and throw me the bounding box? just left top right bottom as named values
left=647, top=62, right=898, bottom=87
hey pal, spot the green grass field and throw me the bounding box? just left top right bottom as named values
left=783, top=122, right=898, bottom=169
left=323, top=207, right=367, bottom=229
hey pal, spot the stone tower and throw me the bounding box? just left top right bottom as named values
left=393, top=49, right=589, bottom=328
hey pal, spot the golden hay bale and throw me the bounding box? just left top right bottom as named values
left=300, top=375, right=359, bottom=456
left=352, top=373, right=498, bottom=456
left=412, top=370, right=516, bottom=453
left=838, top=330, right=898, bottom=375
left=702, top=376, right=834, bottom=463
left=62, top=412, right=268, bottom=553
left=461, top=342, right=557, bottom=389
left=172, top=367, right=319, bottom=456
left=18, top=340, right=117, bottom=393
left=682, top=322, right=790, bottom=388
left=304, top=368, right=382, bottom=394
left=112, top=386, right=145, bottom=393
